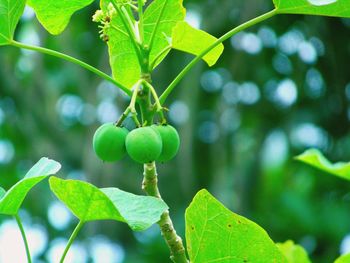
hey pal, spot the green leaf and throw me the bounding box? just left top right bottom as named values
left=144, top=0, right=186, bottom=67
left=276, top=240, right=311, bottom=263
left=186, top=189, right=287, bottom=263
left=273, top=0, right=350, bottom=18
left=0, top=158, right=61, bottom=215
left=172, top=21, right=224, bottom=66
left=335, top=253, right=350, bottom=263
left=295, top=148, right=350, bottom=181
left=0, top=0, right=26, bottom=45
left=103, top=0, right=185, bottom=88
left=27, top=0, right=94, bottom=35
left=101, top=0, right=140, bottom=88
left=49, top=177, right=168, bottom=231
left=101, top=188, right=168, bottom=231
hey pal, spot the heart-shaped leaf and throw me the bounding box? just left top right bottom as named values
left=172, top=21, right=224, bottom=67
left=295, top=148, right=350, bottom=181
left=273, top=0, right=350, bottom=18
left=0, top=158, right=61, bottom=215
left=0, top=0, right=26, bottom=45
left=276, top=240, right=311, bottom=263
left=49, top=177, right=168, bottom=231
left=186, top=189, right=287, bottom=263
left=27, top=0, right=94, bottom=35
left=335, top=253, right=350, bottom=263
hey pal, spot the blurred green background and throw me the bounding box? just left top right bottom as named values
left=1, top=0, right=350, bottom=262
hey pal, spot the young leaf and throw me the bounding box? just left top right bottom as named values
left=295, top=148, right=350, bottom=181
left=49, top=177, right=168, bottom=231
left=273, top=0, right=350, bottom=18
left=185, top=189, right=287, bottom=263
left=172, top=21, right=224, bottom=67
left=144, top=0, right=185, bottom=68
left=101, top=0, right=141, bottom=88
left=335, top=253, right=350, bottom=263
left=27, top=0, right=94, bottom=35
left=0, top=0, right=26, bottom=46
left=276, top=240, right=311, bottom=263
left=0, top=158, right=61, bottom=215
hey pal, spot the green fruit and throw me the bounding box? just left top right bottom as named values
left=152, top=125, right=180, bottom=162
left=126, top=127, right=163, bottom=164
left=93, top=123, right=128, bottom=162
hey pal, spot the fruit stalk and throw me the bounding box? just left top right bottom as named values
left=143, top=162, right=189, bottom=263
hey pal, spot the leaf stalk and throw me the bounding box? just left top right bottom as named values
left=9, top=40, right=132, bottom=96
left=159, top=9, right=278, bottom=104
left=15, top=214, right=32, bottom=263
left=60, top=221, right=84, bottom=263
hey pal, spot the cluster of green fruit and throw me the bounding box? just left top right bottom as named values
left=93, top=123, right=180, bottom=164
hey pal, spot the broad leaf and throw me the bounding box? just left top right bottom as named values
left=0, top=158, right=61, bottom=215
left=0, top=0, right=26, bottom=45
left=49, top=177, right=168, bottom=231
left=335, top=253, right=350, bottom=263
left=276, top=240, right=311, bottom=263
left=102, top=188, right=168, bottom=231
left=273, top=0, right=350, bottom=18
left=144, top=0, right=185, bottom=68
left=102, top=0, right=140, bottom=88
left=27, top=0, right=94, bottom=35
left=186, top=189, right=287, bottom=263
left=295, top=148, right=350, bottom=181
left=172, top=21, right=224, bottom=67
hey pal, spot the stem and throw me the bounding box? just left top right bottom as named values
left=14, top=214, right=32, bottom=263
left=127, top=3, right=138, bottom=12
left=142, top=81, right=161, bottom=111
left=149, top=45, right=172, bottom=71
left=138, top=0, right=144, bottom=43
left=143, top=162, right=189, bottom=263
left=10, top=40, right=132, bottom=97
left=159, top=9, right=278, bottom=104
left=60, top=221, right=84, bottom=263
left=115, top=107, right=131, bottom=126
left=142, top=81, right=166, bottom=123
left=122, top=6, right=140, bottom=42
left=130, top=81, right=143, bottom=127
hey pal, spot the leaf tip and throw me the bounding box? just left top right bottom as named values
left=294, top=148, right=321, bottom=161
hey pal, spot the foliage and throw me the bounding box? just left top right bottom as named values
left=276, top=240, right=311, bottom=263
left=296, top=149, right=350, bottom=181
left=274, top=0, right=350, bottom=17
left=27, top=0, right=94, bottom=34
left=335, top=253, right=350, bottom=263
left=0, top=0, right=25, bottom=45
left=49, top=177, right=168, bottom=231
left=186, top=189, right=287, bottom=263
left=0, top=158, right=61, bottom=216
left=0, top=0, right=350, bottom=262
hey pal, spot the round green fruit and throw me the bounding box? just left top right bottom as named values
left=152, top=125, right=180, bottom=162
left=126, top=127, right=163, bottom=164
left=93, top=123, right=128, bottom=162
